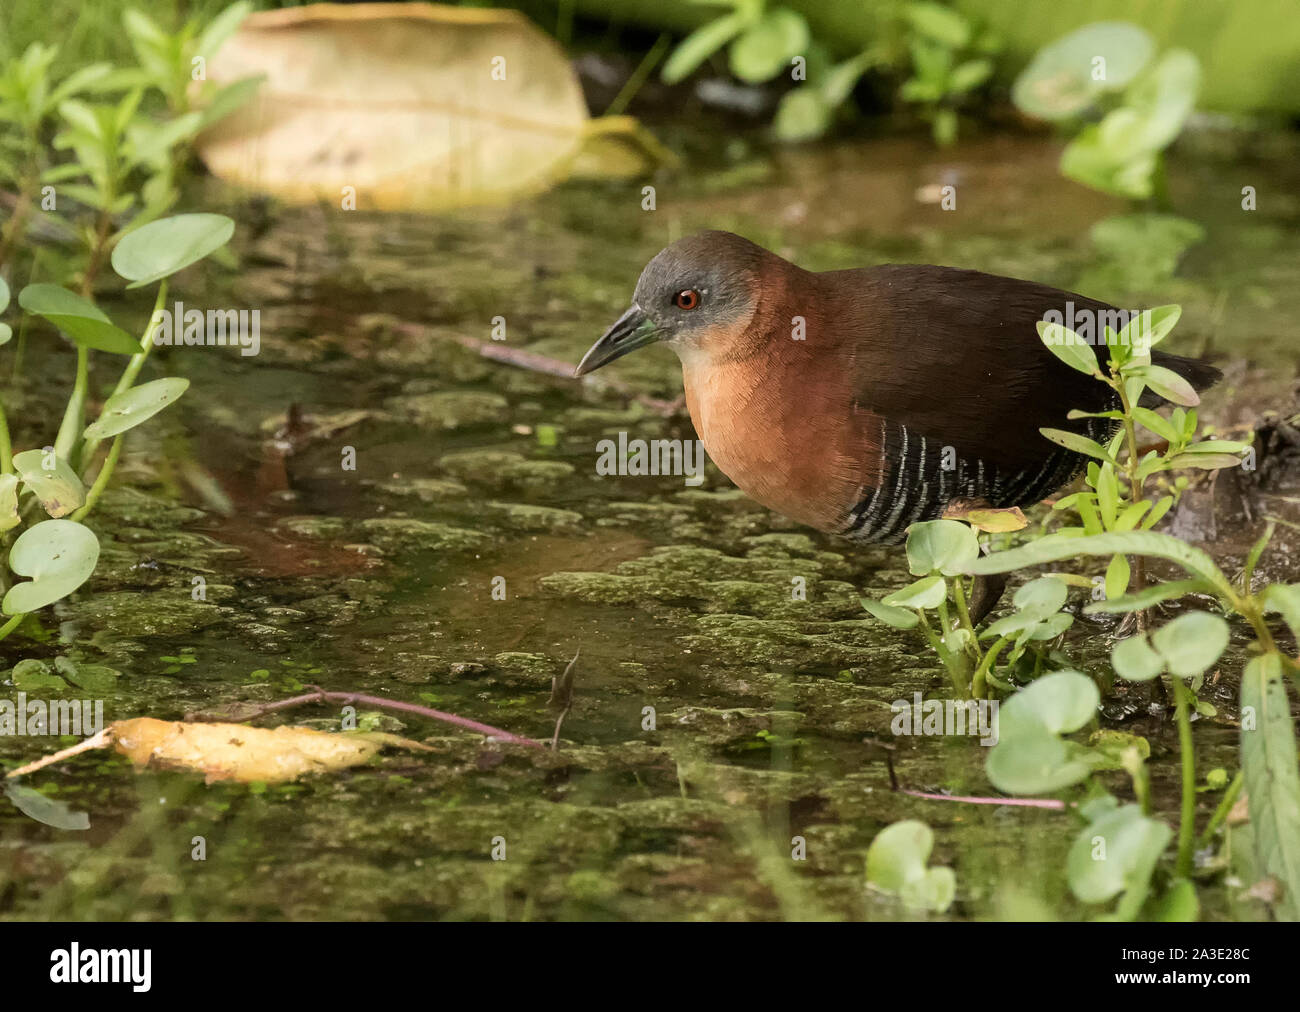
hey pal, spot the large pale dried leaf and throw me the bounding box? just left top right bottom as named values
left=109, top=718, right=431, bottom=783
left=197, top=2, right=656, bottom=209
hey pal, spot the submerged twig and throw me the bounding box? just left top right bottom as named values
left=6, top=729, right=111, bottom=779
left=192, top=686, right=545, bottom=748
left=549, top=648, right=580, bottom=751
left=386, top=321, right=684, bottom=416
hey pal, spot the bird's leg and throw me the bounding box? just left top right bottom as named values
left=967, top=571, right=1008, bottom=627
left=942, top=497, right=1011, bottom=627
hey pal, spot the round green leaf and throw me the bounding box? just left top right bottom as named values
left=1067, top=804, right=1171, bottom=904
left=16, top=284, right=140, bottom=354
left=1264, top=584, right=1300, bottom=646
left=1150, top=611, right=1229, bottom=678
left=906, top=518, right=979, bottom=577
left=13, top=448, right=85, bottom=518
left=986, top=724, right=1092, bottom=795
left=83, top=377, right=190, bottom=440
left=661, top=12, right=748, bottom=84
left=883, top=574, right=947, bottom=610
left=54, top=655, right=120, bottom=692
left=866, top=820, right=929, bottom=888
left=1121, top=50, right=1200, bottom=153
left=1012, top=21, right=1154, bottom=120
left=861, top=597, right=920, bottom=630
left=1112, top=633, right=1164, bottom=681
left=1028, top=611, right=1074, bottom=640
left=729, top=9, right=809, bottom=83
left=3, top=519, right=100, bottom=615
left=111, top=213, right=235, bottom=289
left=904, top=2, right=970, bottom=48
left=1003, top=669, right=1099, bottom=736
left=0, top=275, right=9, bottom=313
left=900, top=866, right=955, bottom=913
left=11, top=658, right=66, bottom=690
left=867, top=820, right=954, bottom=910
left=1012, top=576, right=1068, bottom=621
left=773, top=88, right=831, bottom=142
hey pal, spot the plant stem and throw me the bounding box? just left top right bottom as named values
left=919, top=608, right=967, bottom=695
left=81, top=281, right=168, bottom=472
left=1195, top=770, right=1244, bottom=850
left=0, top=174, right=37, bottom=270
left=0, top=399, right=12, bottom=474
left=53, top=345, right=89, bottom=467
left=1113, top=373, right=1149, bottom=629
left=0, top=612, right=24, bottom=645
left=113, top=279, right=167, bottom=396
left=971, top=636, right=1009, bottom=699
left=1172, top=676, right=1197, bottom=877
left=953, top=576, right=974, bottom=632
left=69, top=434, right=122, bottom=523
left=80, top=209, right=113, bottom=296
left=605, top=33, right=671, bottom=117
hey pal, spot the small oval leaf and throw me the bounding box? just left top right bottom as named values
left=83, top=377, right=190, bottom=441
left=1151, top=611, right=1229, bottom=678
left=111, top=213, right=235, bottom=289
left=17, top=284, right=140, bottom=354
left=13, top=449, right=86, bottom=518
left=883, top=574, right=947, bottom=610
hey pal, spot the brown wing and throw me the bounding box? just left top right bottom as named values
left=818, top=264, right=1212, bottom=472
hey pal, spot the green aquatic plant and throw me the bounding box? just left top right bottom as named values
left=661, top=0, right=1000, bottom=145
left=0, top=42, right=114, bottom=270
left=661, top=0, right=811, bottom=89
left=120, top=3, right=257, bottom=126
left=963, top=393, right=1295, bottom=921
left=896, top=1, right=999, bottom=146
left=862, top=521, right=1074, bottom=698
left=968, top=528, right=1300, bottom=920
left=0, top=4, right=256, bottom=285
left=865, top=819, right=956, bottom=913
left=1035, top=305, right=1250, bottom=611
left=1012, top=21, right=1200, bottom=203
left=0, top=212, right=233, bottom=646
left=864, top=302, right=1296, bottom=919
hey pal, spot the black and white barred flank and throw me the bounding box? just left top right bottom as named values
left=838, top=416, right=1115, bottom=545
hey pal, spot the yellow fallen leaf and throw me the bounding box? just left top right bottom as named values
left=943, top=503, right=1029, bottom=533
left=110, top=718, right=431, bottom=783
left=197, top=2, right=667, bottom=209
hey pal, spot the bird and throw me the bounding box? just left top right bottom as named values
left=575, top=230, right=1220, bottom=622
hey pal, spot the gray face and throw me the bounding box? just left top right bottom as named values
left=631, top=231, right=761, bottom=350
left=575, top=230, right=765, bottom=377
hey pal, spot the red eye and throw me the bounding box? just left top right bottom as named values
left=673, top=289, right=700, bottom=310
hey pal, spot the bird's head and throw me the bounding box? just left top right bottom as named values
left=575, top=230, right=768, bottom=376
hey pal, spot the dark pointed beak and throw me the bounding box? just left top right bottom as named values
left=575, top=305, right=659, bottom=377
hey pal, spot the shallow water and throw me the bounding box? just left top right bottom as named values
left=1, top=127, right=1297, bottom=921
